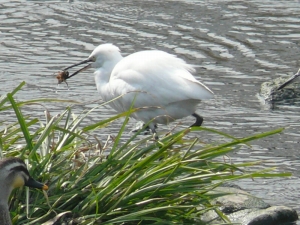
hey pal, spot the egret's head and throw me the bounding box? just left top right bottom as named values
left=88, top=44, right=121, bottom=68
left=63, top=44, right=122, bottom=79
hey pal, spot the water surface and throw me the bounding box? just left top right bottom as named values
left=1, top=0, right=300, bottom=217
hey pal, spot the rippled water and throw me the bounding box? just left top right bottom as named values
left=1, top=0, right=300, bottom=217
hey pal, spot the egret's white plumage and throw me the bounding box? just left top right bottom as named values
left=66, top=44, right=214, bottom=137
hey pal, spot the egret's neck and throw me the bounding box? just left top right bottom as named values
left=94, top=56, right=122, bottom=101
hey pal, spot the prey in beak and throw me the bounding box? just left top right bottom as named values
left=56, top=58, right=93, bottom=84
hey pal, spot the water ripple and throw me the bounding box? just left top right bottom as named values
left=1, top=0, right=300, bottom=212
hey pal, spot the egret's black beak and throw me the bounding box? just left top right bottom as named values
left=63, top=58, right=93, bottom=79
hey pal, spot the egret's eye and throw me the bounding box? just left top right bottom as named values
left=90, top=56, right=96, bottom=62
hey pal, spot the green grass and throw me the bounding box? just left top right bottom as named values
left=0, top=82, right=290, bottom=224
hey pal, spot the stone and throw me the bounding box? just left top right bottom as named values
left=260, top=76, right=300, bottom=102
left=201, top=186, right=298, bottom=225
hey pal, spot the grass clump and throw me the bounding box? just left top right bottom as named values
left=0, top=82, right=290, bottom=224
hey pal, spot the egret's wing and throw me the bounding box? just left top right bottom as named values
left=109, top=50, right=213, bottom=109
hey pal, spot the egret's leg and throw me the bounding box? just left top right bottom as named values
left=191, top=113, right=203, bottom=127
left=149, top=123, right=159, bottom=140
left=147, top=123, right=158, bottom=130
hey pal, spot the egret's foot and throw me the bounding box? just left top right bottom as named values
left=190, top=113, right=203, bottom=127
left=152, top=132, right=159, bottom=140
left=131, top=121, right=158, bottom=136
left=149, top=124, right=159, bottom=140
left=131, top=121, right=148, bottom=133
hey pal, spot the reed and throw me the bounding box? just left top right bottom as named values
left=0, top=82, right=290, bottom=224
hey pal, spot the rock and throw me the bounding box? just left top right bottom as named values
left=201, top=186, right=298, bottom=225
left=260, top=69, right=300, bottom=105
left=260, top=76, right=300, bottom=102
left=240, top=206, right=298, bottom=225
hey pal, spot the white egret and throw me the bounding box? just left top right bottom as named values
left=63, top=44, right=214, bottom=138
